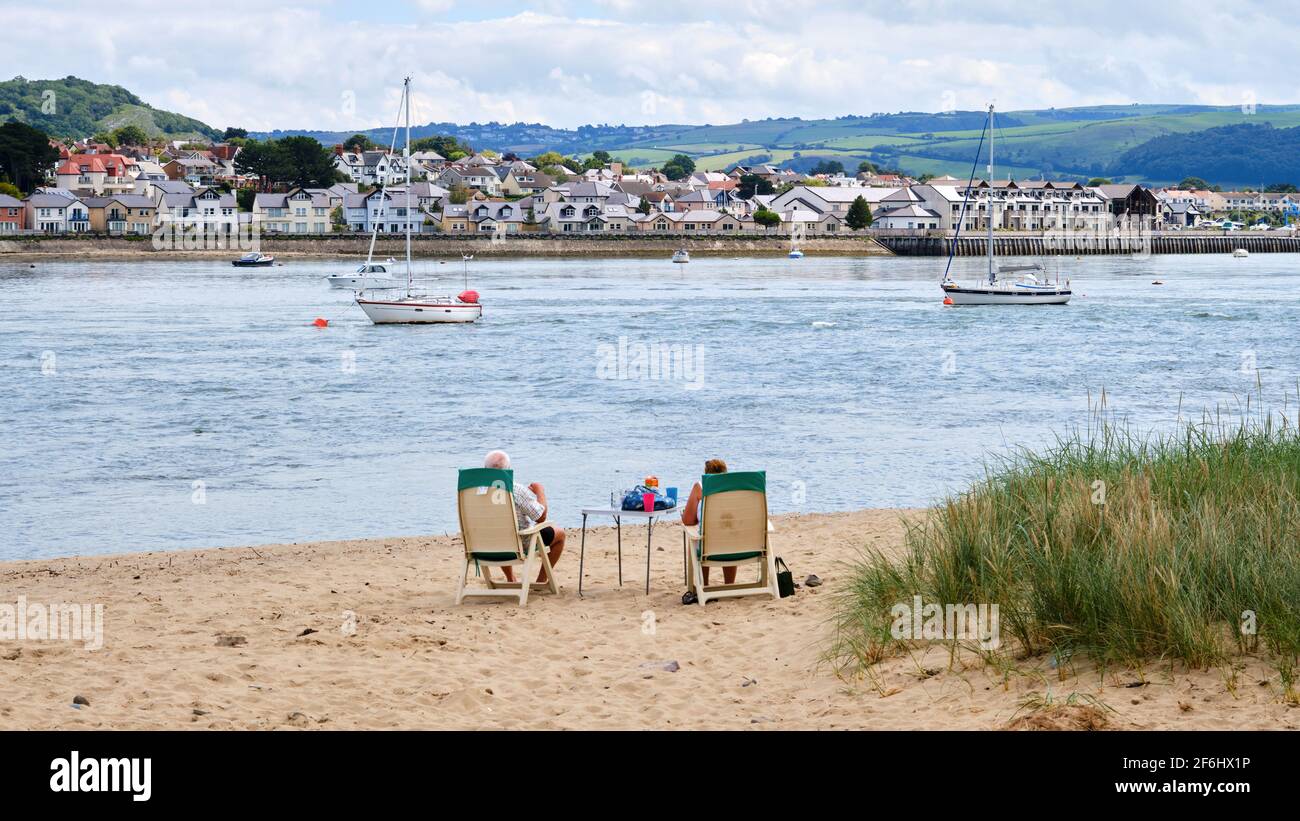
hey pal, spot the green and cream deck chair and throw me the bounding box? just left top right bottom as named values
left=682, top=471, right=778, bottom=606
left=455, top=467, right=558, bottom=606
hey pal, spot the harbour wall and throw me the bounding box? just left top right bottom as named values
left=876, top=232, right=1300, bottom=256
left=0, top=234, right=892, bottom=259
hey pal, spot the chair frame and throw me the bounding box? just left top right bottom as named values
left=455, top=468, right=559, bottom=606
left=681, top=471, right=779, bottom=606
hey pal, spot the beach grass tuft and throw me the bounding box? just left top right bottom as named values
left=828, top=396, right=1300, bottom=696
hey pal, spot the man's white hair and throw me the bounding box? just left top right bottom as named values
left=484, top=450, right=511, bottom=469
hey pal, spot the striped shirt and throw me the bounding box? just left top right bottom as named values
left=513, top=482, right=545, bottom=531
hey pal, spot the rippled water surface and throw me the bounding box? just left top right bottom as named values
left=1, top=253, right=1296, bottom=559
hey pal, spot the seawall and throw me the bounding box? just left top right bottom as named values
left=0, top=234, right=893, bottom=260
left=876, top=232, right=1300, bottom=256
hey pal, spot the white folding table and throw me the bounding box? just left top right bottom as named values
left=577, top=505, right=678, bottom=596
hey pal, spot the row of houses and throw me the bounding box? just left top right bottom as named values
left=9, top=179, right=243, bottom=234
left=863, top=179, right=1155, bottom=232
left=53, top=140, right=249, bottom=194
left=20, top=131, right=1296, bottom=238
left=15, top=172, right=1284, bottom=238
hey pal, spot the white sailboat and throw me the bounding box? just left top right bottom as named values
left=940, top=104, right=1071, bottom=306
left=355, top=78, right=483, bottom=325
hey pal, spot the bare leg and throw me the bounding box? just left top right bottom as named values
left=702, top=566, right=738, bottom=586
left=501, top=566, right=515, bottom=583
left=537, top=527, right=565, bottom=584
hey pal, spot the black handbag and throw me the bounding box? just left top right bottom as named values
left=775, top=557, right=795, bottom=598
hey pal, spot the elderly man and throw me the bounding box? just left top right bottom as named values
left=484, top=450, right=565, bottom=584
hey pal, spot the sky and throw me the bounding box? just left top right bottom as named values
left=5, top=0, right=1299, bottom=132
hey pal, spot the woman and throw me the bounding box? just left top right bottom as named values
left=680, top=458, right=737, bottom=587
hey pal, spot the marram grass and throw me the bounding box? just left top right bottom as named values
left=829, top=401, right=1300, bottom=691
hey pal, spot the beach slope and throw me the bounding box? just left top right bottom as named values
left=0, top=510, right=1294, bottom=730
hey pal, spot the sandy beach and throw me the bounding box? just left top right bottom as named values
left=1, top=509, right=1295, bottom=730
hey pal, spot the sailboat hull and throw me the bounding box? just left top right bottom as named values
left=942, top=284, right=1071, bottom=305
left=356, top=298, right=483, bottom=324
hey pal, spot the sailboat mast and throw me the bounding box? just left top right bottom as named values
left=987, top=104, right=994, bottom=283
left=404, top=77, right=413, bottom=295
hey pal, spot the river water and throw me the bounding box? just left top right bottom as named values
left=1, top=253, right=1295, bottom=560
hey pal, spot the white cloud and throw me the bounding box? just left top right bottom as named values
left=6, top=0, right=1299, bottom=131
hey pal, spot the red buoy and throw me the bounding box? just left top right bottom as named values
left=942, top=296, right=954, bottom=306
left=313, top=317, right=329, bottom=327
left=458, top=290, right=479, bottom=304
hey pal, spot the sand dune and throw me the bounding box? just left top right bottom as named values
left=1, top=509, right=1295, bottom=730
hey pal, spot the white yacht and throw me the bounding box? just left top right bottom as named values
left=354, top=79, right=483, bottom=325
left=940, top=104, right=1071, bottom=306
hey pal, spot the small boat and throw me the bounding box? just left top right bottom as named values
left=327, top=261, right=400, bottom=290
left=354, top=80, right=482, bottom=326
left=788, top=248, right=804, bottom=259
left=942, top=265, right=1071, bottom=305
left=939, top=104, right=1071, bottom=306
left=671, top=248, right=690, bottom=263
left=232, top=252, right=274, bottom=267
left=1232, top=248, right=1249, bottom=258
left=356, top=290, right=483, bottom=324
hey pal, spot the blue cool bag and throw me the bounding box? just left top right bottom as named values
left=620, top=485, right=674, bottom=511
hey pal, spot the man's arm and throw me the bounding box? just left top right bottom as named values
left=528, top=482, right=548, bottom=521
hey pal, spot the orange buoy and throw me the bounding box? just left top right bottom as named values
left=942, top=296, right=954, bottom=306
left=313, top=317, right=329, bottom=327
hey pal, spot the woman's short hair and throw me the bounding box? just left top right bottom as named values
left=703, top=458, right=728, bottom=475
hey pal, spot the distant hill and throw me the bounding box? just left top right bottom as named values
left=1111, top=123, right=1300, bottom=187
left=251, top=121, right=693, bottom=158
left=256, top=103, right=1300, bottom=185
left=0, top=76, right=220, bottom=140
left=15, top=75, right=1294, bottom=186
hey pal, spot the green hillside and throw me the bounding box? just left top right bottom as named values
left=1113, top=122, right=1300, bottom=186
left=596, top=104, right=1300, bottom=184
left=0, top=76, right=220, bottom=140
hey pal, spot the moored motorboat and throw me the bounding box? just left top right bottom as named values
left=788, top=248, right=804, bottom=259
left=1233, top=248, right=1249, bottom=258
left=671, top=248, right=690, bottom=263
left=232, top=252, right=274, bottom=267
left=327, top=261, right=400, bottom=290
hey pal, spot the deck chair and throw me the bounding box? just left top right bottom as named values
left=682, top=471, right=778, bottom=606
left=455, top=467, right=558, bottom=606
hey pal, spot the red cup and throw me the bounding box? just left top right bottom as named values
left=642, top=492, right=655, bottom=512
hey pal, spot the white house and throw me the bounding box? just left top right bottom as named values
left=253, top=188, right=334, bottom=233
left=158, top=188, right=239, bottom=234
left=26, top=190, right=89, bottom=233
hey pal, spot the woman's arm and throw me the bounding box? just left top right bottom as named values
left=680, top=482, right=702, bottom=526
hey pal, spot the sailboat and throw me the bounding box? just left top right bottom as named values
left=355, top=78, right=483, bottom=325
left=940, top=104, right=1071, bottom=306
